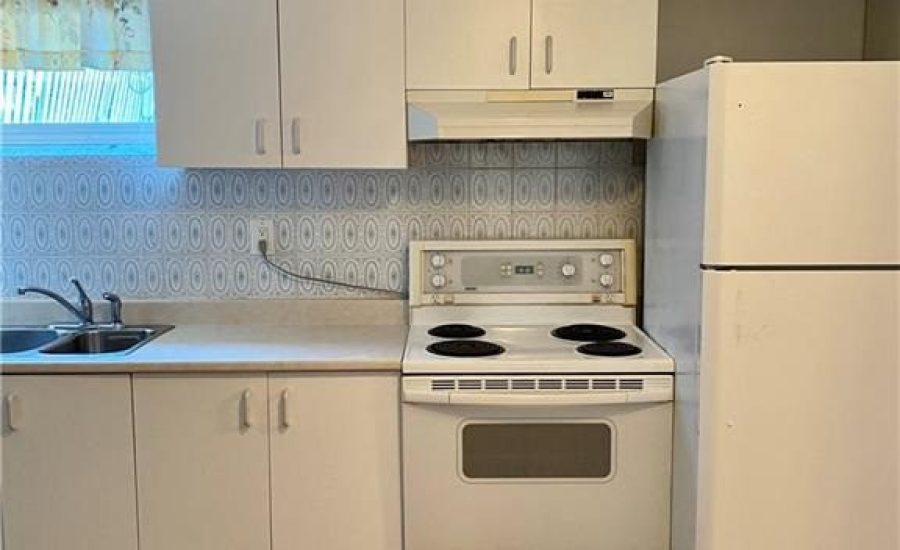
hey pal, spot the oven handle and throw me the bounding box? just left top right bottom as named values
left=403, top=390, right=672, bottom=406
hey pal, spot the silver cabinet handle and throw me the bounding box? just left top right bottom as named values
left=255, top=118, right=266, bottom=155
left=5, top=394, right=21, bottom=432
left=240, top=389, right=253, bottom=429
left=544, top=35, right=554, bottom=74
left=508, top=36, right=518, bottom=76
left=279, top=389, right=291, bottom=429
left=290, top=117, right=301, bottom=156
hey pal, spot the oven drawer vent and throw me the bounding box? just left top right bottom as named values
left=511, top=379, right=537, bottom=390
left=458, top=379, right=484, bottom=391
left=485, top=379, right=510, bottom=390
left=408, top=376, right=674, bottom=404
left=431, top=379, right=456, bottom=391
left=564, top=379, right=590, bottom=390
left=430, top=377, right=651, bottom=392
left=538, top=379, right=563, bottom=390
left=619, top=379, right=644, bottom=390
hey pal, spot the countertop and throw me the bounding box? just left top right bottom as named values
left=1, top=324, right=408, bottom=374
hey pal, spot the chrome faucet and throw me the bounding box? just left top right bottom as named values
left=17, top=278, right=94, bottom=326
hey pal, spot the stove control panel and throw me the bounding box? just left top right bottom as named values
left=410, top=240, right=636, bottom=306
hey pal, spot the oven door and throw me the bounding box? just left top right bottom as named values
left=402, top=376, right=673, bottom=550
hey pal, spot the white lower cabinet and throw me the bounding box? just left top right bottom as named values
left=132, top=372, right=402, bottom=550
left=1, top=375, right=139, bottom=550
left=269, top=374, right=402, bottom=550
left=133, top=374, right=271, bottom=550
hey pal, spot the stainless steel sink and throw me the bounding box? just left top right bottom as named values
left=0, top=328, right=69, bottom=354
left=40, top=325, right=173, bottom=355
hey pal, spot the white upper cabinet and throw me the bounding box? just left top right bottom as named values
left=150, top=0, right=282, bottom=167
left=406, top=0, right=531, bottom=90
left=150, top=0, right=406, bottom=168
left=530, top=0, right=658, bottom=88
left=279, top=0, right=407, bottom=168
left=406, top=0, right=658, bottom=90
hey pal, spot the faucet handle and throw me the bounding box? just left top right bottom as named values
left=102, top=292, right=123, bottom=326
left=69, top=278, right=94, bottom=324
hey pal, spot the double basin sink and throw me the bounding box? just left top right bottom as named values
left=0, top=325, right=173, bottom=355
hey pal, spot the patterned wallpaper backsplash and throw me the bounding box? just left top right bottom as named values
left=1, top=141, right=644, bottom=300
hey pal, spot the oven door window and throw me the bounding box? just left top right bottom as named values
left=460, top=422, right=614, bottom=481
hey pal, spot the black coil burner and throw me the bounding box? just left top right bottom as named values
left=428, top=324, right=486, bottom=339
left=576, top=341, right=642, bottom=357
left=551, top=323, right=627, bottom=342
left=426, top=340, right=505, bottom=358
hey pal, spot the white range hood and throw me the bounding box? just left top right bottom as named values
left=407, top=89, right=653, bottom=141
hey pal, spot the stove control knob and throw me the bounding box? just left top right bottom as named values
left=431, top=274, right=447, bottom=289
left=600, top=253, right=614, bottom=267
left=600, top=273, right=614, bottom=287
left=430, top=253, right=446, bottom=268
left=561, top=263, right=577, bottom=278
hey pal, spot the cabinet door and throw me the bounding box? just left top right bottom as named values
left=531, top=0, right=658, bottom=89
left=407, top=0, right=531, bottom=90
left=133, top=375, right=270, bottom=550
left=2, top=375, right=138, bottom=550
left=149, top=0, right=282, bottom=167
left=279, top=0, right=407, bottom=168
left=270, top=374, right=402, bottom=550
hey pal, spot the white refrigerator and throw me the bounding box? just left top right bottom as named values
left=644, top=61, right=899, bottom=550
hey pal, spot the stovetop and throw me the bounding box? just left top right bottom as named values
left=404, top=322, right=674, bottom=375
left=403, top=240, right=674, bottom=375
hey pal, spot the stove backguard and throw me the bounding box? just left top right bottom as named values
left=409, top=239, right=636, bottom=307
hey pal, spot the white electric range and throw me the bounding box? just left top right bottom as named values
left=402, top=239, right=674, bottom=550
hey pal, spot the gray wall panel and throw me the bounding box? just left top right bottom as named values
left=658, top=0, right=866, bottom=80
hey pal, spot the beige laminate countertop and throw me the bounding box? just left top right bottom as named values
left=0, top=324, right=408, bottom=374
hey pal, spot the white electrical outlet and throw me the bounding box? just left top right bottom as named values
left=253, top=218, right=275, bottom=253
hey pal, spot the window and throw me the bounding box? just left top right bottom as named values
left=2, top=69, right=154, bottom=124
left=1, top=68, right=156, bottom=155
left=1, top=0, right=155, bottom=154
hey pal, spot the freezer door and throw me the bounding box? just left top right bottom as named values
left=697, top=270, right=899, bottom=550
left=703, top=62, right=899, bottom=266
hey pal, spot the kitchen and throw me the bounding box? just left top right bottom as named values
left=1, top=1, right=898, bottom=549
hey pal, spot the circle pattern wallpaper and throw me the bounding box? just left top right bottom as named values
left=2, top=141, right=643, bottom=299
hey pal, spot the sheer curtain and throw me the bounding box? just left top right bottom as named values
left=1, top=0, right=151, bottom=70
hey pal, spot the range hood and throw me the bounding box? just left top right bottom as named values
left=407, top=89, right=653, bottom=141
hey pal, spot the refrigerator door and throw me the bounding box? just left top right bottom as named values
left=703, top=62, right=899, bottom=266
left=698, top=270, right=899, bottom=550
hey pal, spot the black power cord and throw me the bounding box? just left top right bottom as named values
left=257, top=239, right=405, bottom=296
